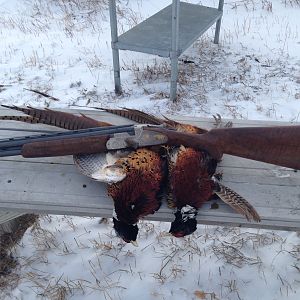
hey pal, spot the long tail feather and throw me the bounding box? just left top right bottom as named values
left=1, top=105, right=31, bottom=114
left=122, top=108, right=164, bottom=125
left=214, top=182, right=261, bottom=222
left=96, top=107, right=208, bottom=134
left=79, top=113, right=111, bottom=127
left=1, top=105, right=111, bottom=130
left=96, top=107, right=164, bottom=125
left=162, top=115, right=208, bottom=134
left=0, top=115, right=40, bottom=124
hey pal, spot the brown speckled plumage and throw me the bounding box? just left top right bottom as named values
left=108, top=148, right=165, bottom=224
left=162, top=116, right=217, bottom=214
left=169, top=147, right=217, bottom=210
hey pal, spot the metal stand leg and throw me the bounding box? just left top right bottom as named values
left=214, top=18, right=222, bottom=44
left=170, top=0, right=180, bottom=102
left=214, top=0, right=224, bottom=44
left=112, top=48, right=122, bottom=95
left=170, top=54, right=178, bottom=102
left=109, top=0, right=122, bottom=94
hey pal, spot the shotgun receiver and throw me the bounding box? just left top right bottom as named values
left=0, top=124, right=299, bottom=170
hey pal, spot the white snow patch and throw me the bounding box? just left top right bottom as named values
left=0, top=0, right=299, bottom=299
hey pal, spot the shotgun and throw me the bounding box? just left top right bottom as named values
left=0, top=124, right=299, bottom=170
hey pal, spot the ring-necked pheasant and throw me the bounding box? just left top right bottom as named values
left=0, top=105, right=165, bottom=244
left=98, top=108, right=261, bottom=237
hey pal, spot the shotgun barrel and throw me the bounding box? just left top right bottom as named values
left=0, top=124, right=135, bottom=149
left=0, top=124, right=136, bottom=157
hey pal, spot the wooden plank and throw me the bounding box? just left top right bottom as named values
left=0, top=108, right=299, bottom=231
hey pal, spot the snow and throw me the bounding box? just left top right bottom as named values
left=0, top=0, right=299, bottom=299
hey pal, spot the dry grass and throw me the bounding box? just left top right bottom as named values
left=282, top=0, right=300, bottom=7
left=212, top=243, right=261, bottom=268
left=127, top=27, right=298, bottom=117
left=0, top=214, right=38, bottom=293
left=0, top=214, right=38, bottom=255
left=50, top=0, right=109, bottom=10
left=0, top=0, right=109, bottom=36
left=228, top=0, right=299, bottom=10
left=1, top=215, right=299, bottom=299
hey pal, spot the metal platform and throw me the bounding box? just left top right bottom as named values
left=116, top=3, right=222, bottom=57
left=0, top=108, right=299, bottom=231
left=109, top=0, right=224, bottom=101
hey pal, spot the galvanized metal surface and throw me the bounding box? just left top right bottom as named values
left=109, top=0, right=224, bottom=101
left=214, top=0, right=224, bottom=44
left=109, top=0, right=122, bottom=94
left=116, top=2, right=222, bottom=57
left=170, top=0, right=180, bottom=101
left=0, top=108, right=299, bottom=231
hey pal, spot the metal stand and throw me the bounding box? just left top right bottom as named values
left=214, top=0, right=224, bottom=44
left=170, top=0, right=180, bottom=101
left=108, top=0, right=224, bottom=102
left=109, top=0, right=122, bottom=94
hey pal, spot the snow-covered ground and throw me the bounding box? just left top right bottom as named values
left=0, top=0, right=299, bottom=299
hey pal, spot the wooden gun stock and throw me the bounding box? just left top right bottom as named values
left=20, top=125, right=300, bottom=170
left=149, top=125, right=300, bottom=170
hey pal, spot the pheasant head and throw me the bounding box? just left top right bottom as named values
left=112, top=207, right=139, bottom=245
left=169, top=205, right=198, bottom=237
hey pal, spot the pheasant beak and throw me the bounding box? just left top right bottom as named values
left=105, top=165, right=127, bottom=182
left=91, top=165, right=126, bottom=183
left=130, top=240, right=139, bottom=247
